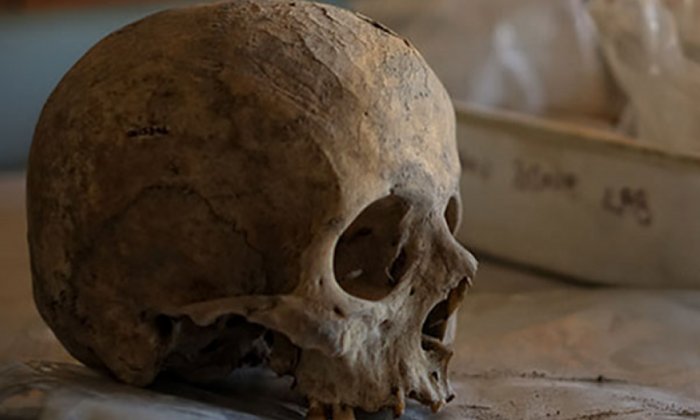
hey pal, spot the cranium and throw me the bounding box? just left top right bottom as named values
left=27, top=0, right=477, bottom=416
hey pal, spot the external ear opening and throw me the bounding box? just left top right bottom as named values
left=333, top=195, right=410, bottom=301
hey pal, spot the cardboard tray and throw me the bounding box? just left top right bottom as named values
left=455, top=101, right=700, bottom=288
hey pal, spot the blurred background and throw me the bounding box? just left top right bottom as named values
left=0, top=0, right=204, bottom=170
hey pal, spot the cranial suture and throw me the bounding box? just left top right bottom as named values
left=27, top=0, right=477, bottom=417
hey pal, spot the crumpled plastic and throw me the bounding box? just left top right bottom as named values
left=589, top=0, right=700, bottom=154
left=665, top=0, right=700, bottom=63
left=349, top=0, right=624, bottom=125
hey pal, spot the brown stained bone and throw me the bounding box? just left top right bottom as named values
left=26, top=0, right=477, bottom=416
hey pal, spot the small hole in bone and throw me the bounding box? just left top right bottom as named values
left=444, top=195, right=461, bottom=234
left=422, top=278, right=469, bottom=341
left=387, top=248, right=408, bottom=285
left=333, top=306, right=345, bottom=317
left=333, top=194, right=410, bottom=301
left=380, top=319, right=391, bottom=331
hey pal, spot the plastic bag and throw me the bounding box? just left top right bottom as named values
left=589, top=0, right=700, bottom=154
left=349, top=0, right=623, bottom=124
left=664, top=0, right=700, bottom=62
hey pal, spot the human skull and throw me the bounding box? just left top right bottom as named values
left=27, top=0, right=477, bottom=416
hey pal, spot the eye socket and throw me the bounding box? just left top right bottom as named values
left=333, top=195, right=410, bottom=301
left=444, top=195, right=461, bottom=234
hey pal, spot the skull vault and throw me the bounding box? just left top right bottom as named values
left=27, top=1, right=477, bottom=417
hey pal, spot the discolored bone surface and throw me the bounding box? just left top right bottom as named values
left=26, top=0, right=477, bottom=416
